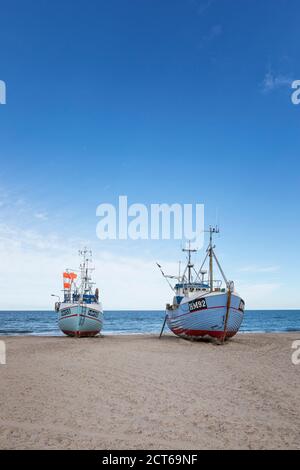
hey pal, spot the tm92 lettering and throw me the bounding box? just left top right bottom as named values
left=146, top=454, right=198, bottom=465
left=189, top=298, right=207, bottom=313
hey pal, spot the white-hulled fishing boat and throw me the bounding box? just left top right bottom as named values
left=158, top=227, right=245, bottom=342
left=53, top=248, right=103, bottom=337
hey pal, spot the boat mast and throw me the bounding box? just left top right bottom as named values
left=207, top=226, right=219, bottom=292
left=79, top=247, right=92, bottom=294
left=182, top=241, right=197, bottom=284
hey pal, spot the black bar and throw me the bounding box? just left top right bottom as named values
left=0, top=449, right=298, bottom=465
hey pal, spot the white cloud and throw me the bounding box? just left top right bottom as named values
left=0, top=221, right=177, bottom=310
left=199, top=24, right=222, bottom=48
left=236, top=281, right=282, bottom=309
left=238, top=265, right=280, bottom=274
left=34, top=212, right=48, bottom=221
left=0, top=189, right=297, bottom=311
left=195, top=0, right=215, bottom=16
left=261, top=71, right=292, bottom=93
left=235, top=279, right=300, bottom=309
left=0, top=186, right=49, bottom=225
left=0, top=218, right=298, bottom=310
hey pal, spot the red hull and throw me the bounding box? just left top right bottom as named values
left=62, top=330, right=100, bottom=338
left=172, top=328, right=237, bottom=340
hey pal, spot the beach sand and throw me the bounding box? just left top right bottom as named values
left=0, top=333, right=299, bottom=450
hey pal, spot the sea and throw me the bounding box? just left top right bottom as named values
left=0, top=310, right=300, bottom=336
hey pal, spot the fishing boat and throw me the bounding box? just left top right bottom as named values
left=53, top=248, right=103, bottom=337
left=158, top=227, right=245, bottom=341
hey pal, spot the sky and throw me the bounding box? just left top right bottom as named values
left=0, top=0, right=300, bottom=310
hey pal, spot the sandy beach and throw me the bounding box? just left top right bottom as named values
left=0, top=333, right=299, bottom=450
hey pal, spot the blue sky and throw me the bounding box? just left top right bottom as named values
left=0, top=0, right=300, bottom=309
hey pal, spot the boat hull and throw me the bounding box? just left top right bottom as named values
left=58, top=303, right=103, bottom=337
left=166, top=292, right=244, bottom=340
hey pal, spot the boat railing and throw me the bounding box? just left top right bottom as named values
left=211, top=280, right=223, bottom=289
left=63, top=293, right=98, bottom=304
left=82, top=294, right=97, bottom=304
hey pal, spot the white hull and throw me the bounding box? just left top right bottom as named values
left=167, top=291, right=244, bottom=340
left=58, top=302, right=103, bottom=337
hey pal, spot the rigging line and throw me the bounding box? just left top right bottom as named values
left=196, top=250, right=209, bottom=279
left=181, top=261, right=189, bottom=282
left=212, top=249, right=228, bottom=286
left=192, top=267, right=199, bottom=280
left=156, top=263, right=175, bottom=292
